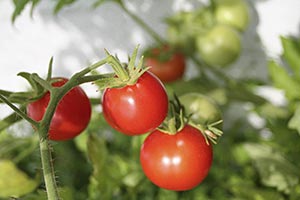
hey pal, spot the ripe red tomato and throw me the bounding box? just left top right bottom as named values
left=140, top=125, right=213, bottom=191
left=102, top=71, right=168, bottom=135
left=144, top=46, right=186, bottom=83
left=27, top=78, right=91, bottom=141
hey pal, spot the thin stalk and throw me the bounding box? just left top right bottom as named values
left=0, top=108, right=23, bottom=132
left=39, top=139, right=60, bottom=200
left=117, top=1, right=166, bottom=45
left=0, top=94, right=39, bottom=127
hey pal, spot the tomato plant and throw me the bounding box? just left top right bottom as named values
left=179, top=92, right=222, bottom=126
left=140, top=125, right=213, bottom=191
left=144, top=45, right=186, bottom=83
left=27, top=77, right=91, bottom=141
left=215, top=0, right=249, bottom=32
left=196, top=24, right=241, bottom=67
left=102, top=71, right=168, bottom=135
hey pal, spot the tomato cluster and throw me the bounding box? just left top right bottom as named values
left=166, top=0, right=249, bottom=67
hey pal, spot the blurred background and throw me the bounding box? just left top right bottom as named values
left=0, top=0, right=300, bottom=118
left=1, top=0, right=300, bottom=199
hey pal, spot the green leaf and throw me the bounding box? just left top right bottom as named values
left=93, top=0, right=118, bottom=8
left=0, top=159, right=39, bottom=198
left=281, top=36, right=300, bottom=80
left=54, top=0, right=77, bottom=14
left=288, top=104, right=300, bottom=135
left=268, top=60, right=300, bottom=101
left=243, top=143, right=299, bottom=194
left=12, top=0, right=40, bottom=23
left=258, top=103, right=289, bottom=119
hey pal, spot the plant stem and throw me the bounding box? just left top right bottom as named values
left=39, top=139, right=60, bottom=200
left=0, top=94, right=39, bottom=127
left=117, top=1, right=166, bottom=45
left=0, top=109, right=23, bottom=132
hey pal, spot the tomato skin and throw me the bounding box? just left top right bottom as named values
left=27, top=78, right=92, bottom=141
left=215, top=0, right=249, bottom=32
left=144, top=46, right=186, bottom=83
left=196, top=24, right=241, bottom=67
left=140, top=125, right=213, bottom=191
left=102, top=71, right=168, bottom=135
left=179, top=93, right=222, bottom=126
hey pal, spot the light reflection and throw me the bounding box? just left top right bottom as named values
left=162, top=156, right=181, bottom=166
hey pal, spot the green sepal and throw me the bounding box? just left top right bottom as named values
left=96, top=45, right=150, bottom=90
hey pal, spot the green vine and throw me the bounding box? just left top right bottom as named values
left=0, top=46, right=144, bottom=200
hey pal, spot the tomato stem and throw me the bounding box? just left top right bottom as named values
left=0, top=94, right=39, bottom=127
left=0, top=106, right=24, bottom=132
left=117, top=0, right=166, bottom=45
left=39, top=139, right=60, bottom=200
left=0, top=47, right=145, bottom=199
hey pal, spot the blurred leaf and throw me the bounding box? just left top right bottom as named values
left=87, top=134, right=119, bottom=199
left=281, top=36, right=300, bottom=80
left=157, top=189, right=178, bottom=200
left=257, top=103, right=289, bottom=119
left=230, top=182, right=284, bottom=200
left=53, top=140, right=91, bottom=199
left=54, top=0, right=77, bottom=14
left=288, top=104, right=300, bottom=135
left=243, top=143, right=299, bottom=194
left=0, top=133, right=38, bottom=163
left=0, top=159, right=39, bottom=198
left=0, top=112, right=23, bottom=132
left=11, top=0, right=40, bottom=23
left=268, top=60, right=300, bottom=101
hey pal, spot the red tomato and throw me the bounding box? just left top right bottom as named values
left=102, top=71, right=168, bottom=135
left=27, top=78, right=91, bottom=141
left=144, top=46, right=186, bottom=83
left=140, top=125, right=213, bottom=191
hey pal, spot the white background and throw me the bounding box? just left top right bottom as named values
left=0, top=0, right=300, bottom=118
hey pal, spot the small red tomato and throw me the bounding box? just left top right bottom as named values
left=102, top=71, right=168, bottom=135
left=144, top=46, right=186, bottom=83
left=27, top=78, right=91, bottom=141
left=140, top=125, right=213, bottom=191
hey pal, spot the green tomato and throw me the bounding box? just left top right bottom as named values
left=196, top=24, right=241, bottom=67
left=166, top=11, right=196, bottom=53
left=215, top=0, right=249, bottom=32
left=179, top=93, right=222, bottom=126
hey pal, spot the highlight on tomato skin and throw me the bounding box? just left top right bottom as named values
left=102, top=71, right=169, bottom=136
left=140, top=125, right=213, bottom=191
left=26, top=77, right=92, bottom=141
left=144, top=45, right=186, bottom=83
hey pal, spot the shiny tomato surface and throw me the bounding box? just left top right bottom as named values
left=140, top=125, right=213, bottom=191
left=27, top=78, right=91, bottom=141
left=102, top=71, right=168, bottom=135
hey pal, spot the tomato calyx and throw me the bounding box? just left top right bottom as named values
left=189, top=119, right=223, bottom=144
left=94, top=46, right=150, bottom=90
left=158, top=94, right=223, bottom=144
left=158, top=95, right=187, bottom=135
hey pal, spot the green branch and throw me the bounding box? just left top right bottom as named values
left=0, top=94, right=39, bottom=127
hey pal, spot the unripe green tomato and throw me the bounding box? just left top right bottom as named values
left=179, top=93, right=222, bottom=126
left=196, top=24, right=241, bottom=67
left=215, top=0, right=249, bottom=32
left=166, top=12, right=196, bottom=53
